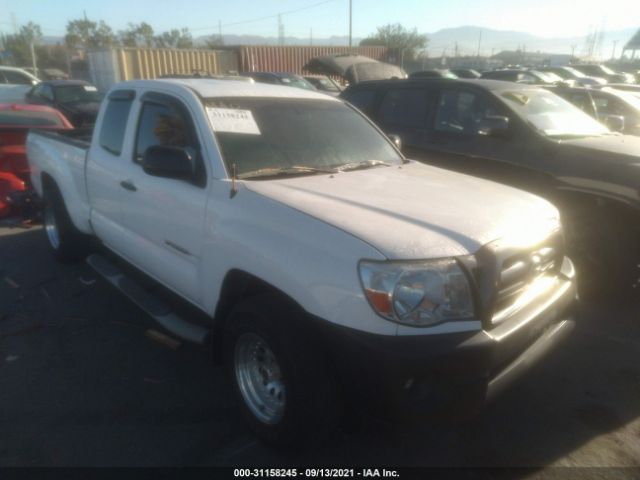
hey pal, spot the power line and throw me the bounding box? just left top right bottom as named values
left=191, top=0, right=337, bottom=32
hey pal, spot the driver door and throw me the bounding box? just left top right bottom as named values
left=116, top=92, right=209, bottom=305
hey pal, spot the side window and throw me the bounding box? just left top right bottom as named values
left=593, top=95, right=627, bottom=117
left=434, top=90, right=501, bottom=135
left=4, top=71, right=32, bottom=85
left=379, top=88, right=429, bottom=129
left=99, top=91, right=134, bottom=156
left=343, top=89, right=376, bottom=116
left=134, top=99, right=205, bottom=186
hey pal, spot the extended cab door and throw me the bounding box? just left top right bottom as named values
left=86, top=89, right=136, bottom=252
left=115, top=91, right=209, bottom=305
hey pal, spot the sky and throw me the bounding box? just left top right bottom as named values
left=0, top=0, right=637, bottom=39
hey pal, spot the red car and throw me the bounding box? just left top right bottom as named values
left=0, top=104, right=73, bottom=217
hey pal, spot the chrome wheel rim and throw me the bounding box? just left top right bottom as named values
left=44, top=204, right=60, bottom=250
left=234, top=332, right=286, bottom=425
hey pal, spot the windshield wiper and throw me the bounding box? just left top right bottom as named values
left=333, top=159, right=393, bottom=172
left=236, top=165, right=336, bottom=180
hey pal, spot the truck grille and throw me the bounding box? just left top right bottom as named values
left=490, top=232, right=564, bottom=326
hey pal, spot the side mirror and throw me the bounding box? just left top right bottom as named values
left=387, top=133, right=402, bottom=150
left=602, top=114, right=625, bottom=132
left=478, top=115, right=510, bottom=136
left=142, top=145, right=195, bottom=180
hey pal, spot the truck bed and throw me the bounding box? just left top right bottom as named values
left=27, top=129, right=93, bottom=234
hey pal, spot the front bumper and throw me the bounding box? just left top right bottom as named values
left=315, top=257, right=577, bottom=421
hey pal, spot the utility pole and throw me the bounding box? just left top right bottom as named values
left=476, top=29, right=482, bottom=57
left=278, top=14, right=285, bottom=45
left=454, top=42, right=459, bottom=58
left=218, top=20, right=223, bottom=44
left=30, top=42, right=37, bottom=77
left=310, top=28, right=313, bottom=46
left=570, top=44, right=577, bottom=58
left=611, top=40, right=618, bottom=59
left=348, top=0, right=353, bottom=47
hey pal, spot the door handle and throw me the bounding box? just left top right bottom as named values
left=120, top=179, right=137, bottom=192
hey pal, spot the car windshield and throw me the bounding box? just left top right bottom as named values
left=501, top=89, right=609, bottom=137
left=309, top=77, right=340, bottom=92
left=563, top=67, right=587, bottom=78
left=611, top=90, right=640, bottom=111
left=532, top=71, right=562, bottom=83
left=54, top=85, right=103, bottom=104
left=205, top=97, right=403, bottom=178
left=278, top=75, right=317, bottom=91
left=0, top=109, right=65, bottom=126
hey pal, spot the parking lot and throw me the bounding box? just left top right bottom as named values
left=1, top=221, right=640, bottom=468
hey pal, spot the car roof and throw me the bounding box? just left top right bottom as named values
left=41, top=80, right=91, bottom=87
left=0, top=66, right=40, bottom=79
left=117, top=78, right=339, bottom=101
left=344, top=78, right=539, bottom=93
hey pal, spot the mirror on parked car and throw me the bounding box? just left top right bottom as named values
left=602, top=114, right=625, bottom=132
left=478, top=115, right=511, bottom=136
left=142, top=145, right=196, bottom=180
left=387, top=133, right=402, bottom=150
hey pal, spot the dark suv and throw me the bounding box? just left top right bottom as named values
left=341, top=78, right=640, bottom=296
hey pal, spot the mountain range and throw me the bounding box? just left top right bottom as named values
left=41, top=25, right=639, bottom=58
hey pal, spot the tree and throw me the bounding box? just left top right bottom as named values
left=154, top=28, right=193, bottom=49
left=120, top=22, right=154, bottom=48
left=1, top=22, right=43, bottom=66
left=65, top=18, right=117, bottom=49
left=360, top=23, right=428, bottom=60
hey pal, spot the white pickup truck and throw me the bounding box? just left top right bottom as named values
left=27, top=79, right=577, bottom=446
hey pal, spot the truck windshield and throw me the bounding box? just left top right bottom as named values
left=501, top=89, right=610, bottom=138
left=205, top=97, right=403, bottom=178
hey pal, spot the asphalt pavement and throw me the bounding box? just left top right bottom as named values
left=1, top=221, right=639, bottom=469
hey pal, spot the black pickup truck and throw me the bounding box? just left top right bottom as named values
left=342, top=78, right=640, bottom=296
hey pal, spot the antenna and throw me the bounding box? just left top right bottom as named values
left=230, top=164, right=238, bottom=198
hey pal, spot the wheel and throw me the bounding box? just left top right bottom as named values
left=224, top=294, right=340, bottom=447
left=42, top=182, right=90, bottom=263
left=563, top=205, right=639, bottom=301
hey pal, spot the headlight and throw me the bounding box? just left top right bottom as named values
left=358, top=259, right=474, bottom=327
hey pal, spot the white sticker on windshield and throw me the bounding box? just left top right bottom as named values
left=206, top=107, right=261, bottom=135
left=83, top=85, right=98, bottom=92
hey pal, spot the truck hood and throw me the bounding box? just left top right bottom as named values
left=244, top=162, right=559, bottom=259
left=559, top=134, right=640, bottom=159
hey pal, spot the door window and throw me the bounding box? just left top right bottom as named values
left=592, top=94, right=628, bottom=117
left=134, top=99, right=205, bottom=186
left=434, top=90, right=502, bottom=135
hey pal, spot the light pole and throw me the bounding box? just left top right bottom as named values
left=348, top=0, right=352, bottom=47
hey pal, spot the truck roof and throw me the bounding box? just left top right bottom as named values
left=118, top=78, right=339, bottom=101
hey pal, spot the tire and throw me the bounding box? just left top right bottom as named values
left=563, top=205, right=639, bottom=301
left=42, top=182, right=90, bottom=263
left=224, top=294, right=340, bottom=448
